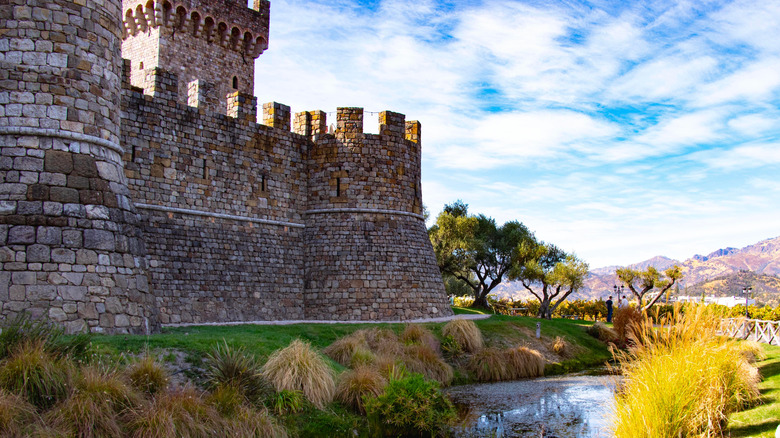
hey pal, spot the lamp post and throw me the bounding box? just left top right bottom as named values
left=742, top=287, right=753, bottom=319
left=614, top=285, right=624, bottom=307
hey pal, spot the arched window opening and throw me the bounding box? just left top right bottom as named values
left=203, top=16, right=215, bottom=42
left=175, top=6, right=187, bottom=30
left=229, top=27, right=241, bottom=50
left=232, top=76, right=238, bottom=90
left=125, top=9, right=137, bottom=36
left=191, top=11, right=201, bottom=36
left=243, top=31, right=253, bottom=54
left=135, top=5, right=148, bottom=32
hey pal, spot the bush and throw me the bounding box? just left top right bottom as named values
left=204, top=341, right=268, bottom=403
left=46, top=366, right=140, bottom=438
left=335, top=366, right=386, bottom=414
left=504, top=346, right=545, bottom=379
left=736, top=340, right=765, bottom=364
left=401, top=344, right=453, bottom=386
left=400, top=324, right=440, bottom=352
left=0, top=312, right=91, bottom=362
left=550, top=336, right=569, bottom=358
left=613, top=306, right=643, bottom=344
left=441, top=319, right=483, bottom=353
left=440, top=335, right=463, bottom=359
left=349, top=347, right=376, bottom=368
left=364, top=373, right=456, bottom=437
left=466, top=348, right=508, bottom=382
left=0, top=388, right=38, bottom=436
left=612, top=305, right=761, bottom=437
left=586, top=322, right=617, bottom=342
left=0, top=341, right=71, bottom=410
left=261, top=339, right=335, bottom=409
left=323, top=333, right=367, bottom=367
left=127, top=355, right=170, bottom=395
left=126, top=386, right=221, bottom=438
left=224, top=406, right=288, bottom=438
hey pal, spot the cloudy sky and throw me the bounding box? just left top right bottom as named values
left=253, top=0, right=780, bottom=268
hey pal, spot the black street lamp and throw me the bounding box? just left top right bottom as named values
left=742, top=287, right=753, bottom=319
left=614, top=284, right=624, bottom=306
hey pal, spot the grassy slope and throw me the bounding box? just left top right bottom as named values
left=728, top=345, right=780, bottom=437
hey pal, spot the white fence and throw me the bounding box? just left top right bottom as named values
left=721, top=318, right=780, bottom=345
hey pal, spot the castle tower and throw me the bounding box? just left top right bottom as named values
left=0, top=0, right=158, bottom=333
left=120, top=0, right=269, bottom=113
left=302, top=108, right=453, bottom=320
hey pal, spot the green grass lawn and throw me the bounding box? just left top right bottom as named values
left=728, top=344, right=780, bottom=437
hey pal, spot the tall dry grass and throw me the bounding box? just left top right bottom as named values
left=261, top=339, right=335, bottom=409
left=612, top=304, right=761, bottom=437
left=613, top=306, right=643, bottom=345
left=125, top=386, right=221, bottom=438
left=442, top=319, right=483, bottom=353
left=127, top=355, right=170, bottom=395
left=401, top=344, right=454, bottom=386
left=0, top=341, right=71, bottom=410
left=0, top=388, right=38, bottom=436
left=400, top=324, right=440, bottom=352
left=335, top=366, right=387, bottom=414
left=467, top=348, right=508, bottom=382
left=504, top=346, right=545, bottom=379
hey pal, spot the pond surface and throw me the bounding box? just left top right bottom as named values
left=446, top=375, right=617, bottom=437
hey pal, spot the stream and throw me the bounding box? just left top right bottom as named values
left=446, top=374, right=618, bottom=437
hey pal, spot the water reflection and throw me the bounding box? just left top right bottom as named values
left=446, top=375, right=617, bottom=437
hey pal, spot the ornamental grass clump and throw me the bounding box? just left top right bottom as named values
left=550, top=336, right=570, bottom=358
left=401, top=344, right=454, bottom=386
left=504, top=346, right=545, bottom=379
left=442, top=319, right=483, bottom=353
left=127, top=355, right=170, bottom=395
left=612, top=304, right=761, bottom=437
left=586, top=322, right=617, bottom=342
left=0, top=388, right=38, bottom=436
left=0, top=312, right=90, bottom=362
left=204, top=341, right=268, bottom=404
left=224, top=406, right=288, bottom=438
left=400, top=324, right=440, bottom=352
left=613, top=306, right=643, bottom=345
left=46, top=366, right=140, bottom=438
left=0, top=341, right=71, bottom=410
left=467, top=347, right=508, bottom=382
left=323, top=332, right=368, bottom=367
left=261, top=339, right=335, bottom=409
left=335, top=366, right=387, bottom=414
left=125, top=386, right=221, bottom=438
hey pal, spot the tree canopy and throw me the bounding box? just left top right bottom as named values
left=428, top=201, right=534, bottom=309
left=616, top=265, right=682, bottom=311
left=508, top=240, right=589, bottom=319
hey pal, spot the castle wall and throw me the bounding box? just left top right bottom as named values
left=121, top=71, right=308, bottom=324
left=0, top=0, right=159, bottom=334
left=303, top=109, right=451, bottom=320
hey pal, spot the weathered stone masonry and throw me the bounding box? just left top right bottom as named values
left=1, top=0, right=452, bottom=333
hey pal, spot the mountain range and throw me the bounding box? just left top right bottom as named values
left=491, top=236, right=780, bottom=304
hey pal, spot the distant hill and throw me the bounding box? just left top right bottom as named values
left=489, top=236, right=780, bottom=303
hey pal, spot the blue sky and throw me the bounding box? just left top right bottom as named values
left=253, top=0, right=780, bottom=268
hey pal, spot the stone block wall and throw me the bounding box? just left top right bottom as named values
left=0, top=0, right=159, bottom=334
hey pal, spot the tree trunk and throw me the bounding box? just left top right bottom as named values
left=472, top=294, right=490, bottom=309
left=538, top=299, right=552, bottom=319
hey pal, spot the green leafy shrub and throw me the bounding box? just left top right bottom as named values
left=0, top=341, right=71, bottom=409
left=365, top=373, right=456, bottom=437
left=442, top=319, right=483, bottom=353
left=204, top=341, right=268, bottom=403
left=261, top=339, right=335, bottom=409
left=127, top=355, right=170, bottom=395
left=440, top=335, right=463, bottom=359
left=335, top=366, right=386, bottom=414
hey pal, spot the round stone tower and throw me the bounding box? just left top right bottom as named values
left=0, top=0, right=158, bottom=333
left=303, top=108, right=452, bottom=321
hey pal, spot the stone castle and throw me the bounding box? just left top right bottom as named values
left=0, top=0, right=452, bottom=334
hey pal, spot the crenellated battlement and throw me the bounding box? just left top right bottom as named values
left=121, top=0, right=269, bottom=58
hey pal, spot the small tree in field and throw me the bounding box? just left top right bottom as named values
left=616, top=266, right=682, bottom=312
left=508, top=240, right=589, bottom=319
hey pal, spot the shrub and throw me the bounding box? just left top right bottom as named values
left=0, top=341, right=71, bottom=410
left=268, top=389, right=304, bottom=415
left=441, top=319, right=483, bottom=353
left=364, top=373, right=456, bottom=437
left=224, top=406, right=288, bottom=438
left=47, top=366, right=140, bottom=438
left=371, top=355, right=403, bottom=381
left=401, top=344, right=453, bottom=386
left=349, top=347, right=376, bottom=368
left=586, top=322, right=617, bottom=342
left=612, top=305, right=761, bottom=437
left=204, top=341, right=267, bottom=403
left=125, top=386, right=221, bottom=438
left=323, top=333, right=367, bottom=367
left=261, top=339, right=335, bottom=409
left=466, top=348, right=508, bottom=382
left=504, top=346, right=545, bottom=379
left=550, top=336, right=569, bottom=358
left=400, top=324, right=440, bottom=352
left=208, top=383, right=244, bottom=418
left=0, top=388, right=38, bottom=436
left=440, top=335, right=463, bottom=359
left=0, top=312, right=91, bottom=362
left=335, top=366, right=386, bottom=414
left=613, top=306, right=643, bottom=344
left=127, top=355, right=170, bottom=395
left=736, top=340, right=765, bottom=364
